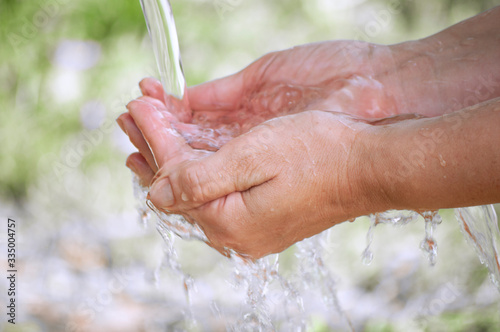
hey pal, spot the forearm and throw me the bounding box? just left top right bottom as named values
left=386, top=6, right=500, bottom=117
left=368, top=97, right=500, bottom=212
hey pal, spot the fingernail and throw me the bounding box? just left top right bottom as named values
left=116, top=117, right=126, bottom=132
left=150, top=178, right=175, bottom=207
left=125, top=159, right=138, bottom=174
left=125, top=101, right=134, bottom=110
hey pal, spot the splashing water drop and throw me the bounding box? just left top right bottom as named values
left=361, top=207, right=500, bottom=293
left=296, top=232, right=353, bottom=331
left=362, top=210, right=420, bottom=264
left=419, top=210, right=442, bottom=266
left=361, top=210, right=442, bottom=266
left=132, top=176, right=200, bottom=329
left=132, top=173, right=152, bottom=228
left=456, top=205, right=500, bottom=291
left=361, top=214, right=377, bottom=265
left=438, top=154, right=447, bottom=166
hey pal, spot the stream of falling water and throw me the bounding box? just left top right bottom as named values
left=133, top=175, right=352, bottom=330
left=361, top=207, right=500, bottom=292
left=136, top=0, right=500, bottom=330
left=455, top=206, right=500, bottom=290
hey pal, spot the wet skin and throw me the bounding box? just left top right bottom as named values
left=117, top=6, right=500, bottom=258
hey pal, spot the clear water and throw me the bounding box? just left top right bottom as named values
left=137, top=0, right=500, bottom=330
left=361, top=210, right=420, bottom=265
left=140, top=0, right=185, bottom=99
left=361, top=207, right=500, bottom=293
left=455, top=205, right=500, bottom=291
left=133, top=176, right=352, bottom=330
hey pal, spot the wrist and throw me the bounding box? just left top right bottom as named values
left=340, top=122, right=396, bottom=218
left=353, top=120, right=418, bottom=214
left=386, top=8, right=500, bottom=117
left=381, top=40, right=446, bottom=117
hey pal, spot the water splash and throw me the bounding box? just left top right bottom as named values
left=132, top=173, right=152, bottom=228
left=362, top=207, right=500, bottom=293
left=361, top=210, right=442, bottom=266
left=419, top=210, right=442, bottom=266
left=132, top=173, right=354, bottom=330
left=456, top=205, right=500, bottom=291
left=133, top=176, right=199, bottom=327
left=229, top=254, right=275, bottom=331
left=296, top=232, right=353, bottom=331
left=362, top=210, right=420, bottom=265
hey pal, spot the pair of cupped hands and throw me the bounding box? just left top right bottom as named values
left=117, top=41, right=419, bottom=258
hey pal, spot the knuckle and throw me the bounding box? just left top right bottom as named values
left=233, top=145, right=260, bottom=172
left=232, top=145, right=270, bottom=187
left=180, top=162, right=211, bottom=203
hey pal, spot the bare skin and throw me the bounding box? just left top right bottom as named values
left=118, top=6, right=500, bottom=258
left=370, top=98, right=500, bottom=212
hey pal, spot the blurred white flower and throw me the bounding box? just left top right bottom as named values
left=80, top=100, right=106, bottom=130
left=52, top=39, right=101, bottom=70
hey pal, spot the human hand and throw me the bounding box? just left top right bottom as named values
left=124, top=97, right=391, bottom=258
left=128, top=41, right=408, bottom=140
left=117, top=40, right=411, bottom=176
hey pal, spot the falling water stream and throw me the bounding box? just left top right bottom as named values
left=136, top=0, right=500, bottom=330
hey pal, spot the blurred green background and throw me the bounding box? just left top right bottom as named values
left=1, top=0, right=499, bottom=331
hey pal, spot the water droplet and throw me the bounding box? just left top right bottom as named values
left=438, top=154, right=446, bottom=166
left=362, top=248, right=373, bottom=265
left=419, top=211, right=441, bottom=266
left=461, top=37, right=476, bottom=47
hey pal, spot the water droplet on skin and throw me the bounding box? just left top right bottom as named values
left=461, top=37, right=475, bottom=47
left=438, top=154, right=446, bottom=166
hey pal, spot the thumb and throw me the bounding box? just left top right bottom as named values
left=187, top=72, right=245, bottom=112
left=148, top=138, right=275, bottom=212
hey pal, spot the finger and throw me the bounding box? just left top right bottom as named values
left=187, top=72, right=245, bottom=112
left=368, top=113, right=427, bottom=125
left=171, top=122, right=234, bottom=151
left=187, top=194, right=264, bottom=259
left=126, top=152, right=155, bottom=187
left=139, top=77, right=165, bottom=102
left=139, top=77, right=192, bottom=122
left=136, top=95, right=167, bottom=112
left=164, top=92, right=192, bottom=123
left=127, top=99, right=192, bottom=166
left=135, top=95, right=181, bottom=123
left=148, top=129, right=276, bottom=212
left=117, top=112, right=158, bottom=171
